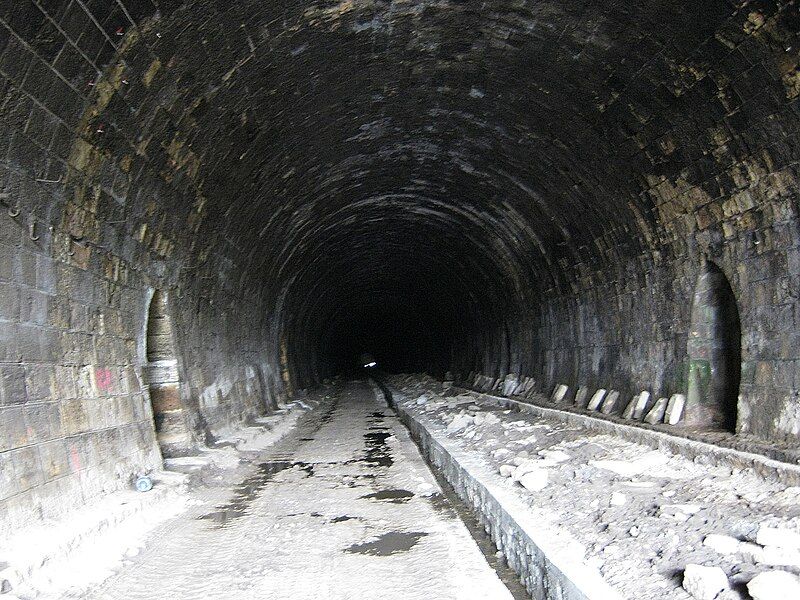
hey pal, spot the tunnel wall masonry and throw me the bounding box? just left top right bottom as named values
left=0, top=1, right=280, bottom=529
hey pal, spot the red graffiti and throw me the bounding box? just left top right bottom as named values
left=95, top=367, right=114, bottom=392
left=69, top=446, right=81, bottom=472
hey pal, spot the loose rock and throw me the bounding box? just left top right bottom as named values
left=518, top=468, right=548, bottom=492
left=756, top=526, right=800, bottom=550
left=703, top=534, right=740, bottom=555
left=747, top=570, right=800, bottom=599
left=682, top=564, right=728, bottom=600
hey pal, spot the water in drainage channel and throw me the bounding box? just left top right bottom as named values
left=372, top=379, right=530, bottom=600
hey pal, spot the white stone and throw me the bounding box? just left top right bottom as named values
left=737, top=542, right=766, bottom=563
left=483, top=413, right=501, bottom=425
left=610, top=492, right=626, bottom=506
left=600, top=390, right=620, bottom=414
left=446, top=414, right=473, bottom=432
left=621, top=394, right=639, bottom=419
left=574, top=386, right=589, bottom=407
left=703, top=534, right=741, bottom=555
left=589, top=451, right=667, bottom=477
left=416, top=394, right=429, bottom=405
left=660, top=504, right=702, bottom=521
left=503, top=376, right=519, bottom=396
left=665, top=394, right=686, bottom=425
left=538, top=450, right=571, bottom=463
left=511, top=460, right=540, bottom=480
left=644, top=397, right=669, bottom=424
left=633, top=391, right=651, bottom=419
left=747, top=570, right=800, bottom=600
left=756, top=545, right=800, bottom=567
left=518, top=468, right=548, bottom=492
left=499, top=464, right=516, bottom=477
left=492, top=448, right=512, bottom=460
left=587, top=388, right=607, bottom=411
left=551, top=384, right=569, bottom=403
left=682, top=564, right=728, bottom=600
left=756, top=526, right=800, bottom=550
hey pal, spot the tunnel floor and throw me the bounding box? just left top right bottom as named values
left=73, top=381, right=515, bottom=600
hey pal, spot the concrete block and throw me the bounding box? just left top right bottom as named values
left=665, top=394, right=685, bottom=425
left=644, top=397, right=669, bottom=424
left=502, top=375, right=518, bottom=396
left=574, top=386, right=588, bottom=408
left=621, top=394, right=639, bottom=419
left=633, top=391, right=651, bottom=420
left=600, top=390, right=620, bottom=414
left=587, top=389, right=606, bottom=411
left=551, top=384, right=568, bottom=403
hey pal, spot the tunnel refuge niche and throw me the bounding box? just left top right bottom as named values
left=686, top=261, right=741, bottom=432
left=144, top=291, right=193, bottom=457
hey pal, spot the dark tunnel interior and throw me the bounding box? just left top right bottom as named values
left=2, top=0, right=800, bottom=513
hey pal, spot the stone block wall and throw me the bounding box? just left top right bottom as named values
left=0, top=1, right=279, bottom=529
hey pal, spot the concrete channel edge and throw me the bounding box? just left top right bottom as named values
left=382, top=383, right=626, bottom=600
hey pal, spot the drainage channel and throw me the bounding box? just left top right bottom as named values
left=373, top=378, right=531, bottom=600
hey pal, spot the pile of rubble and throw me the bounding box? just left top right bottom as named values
left=388, top=374, right=800, bottom=600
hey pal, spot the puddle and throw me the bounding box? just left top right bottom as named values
left=364, top=429, right=394, bottom=467
left=198, top=460, right=312, bottom=526
left=360, top=489, right=414, bottom=503
left=344, top=531, right=429, bottom=556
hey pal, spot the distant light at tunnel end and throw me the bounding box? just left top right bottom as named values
left=364, top=362, right=378, bottom=368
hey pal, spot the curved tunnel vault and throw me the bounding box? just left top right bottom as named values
left=2, top=0, right=800, bottom=527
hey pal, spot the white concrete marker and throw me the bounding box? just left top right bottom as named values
left=600, top=390, right=620, bottom=414
left=574, top=386, right=589, bottom=407
left=621, top=394, right=639, bottom=419
left=665, top=394, right=685, bottom=425
left=551, top=384, right=569, bottom=403
left=644, top=397, right=668, bottom=424
left=587, top=388, right=607, bottom=411
left=633, top=391, right=651, bottom=420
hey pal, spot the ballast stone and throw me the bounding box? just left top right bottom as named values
left=703, top=534, right=741, bottom=555
left=682, top=564, right=728, bottom=600
left=518, top=468, right=548, bottom=492
left=447, top=414, right=473, bottom=432
left=756, top=526, right=800, bottom=549
left=747, top=570, right=800, bottom=600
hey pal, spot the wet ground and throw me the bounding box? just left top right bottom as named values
left=73, top=381, right=517, bottom=600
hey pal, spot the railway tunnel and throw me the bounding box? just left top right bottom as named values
left=2, top=1, right=800, bottom=598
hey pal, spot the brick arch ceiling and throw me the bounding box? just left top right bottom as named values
left=5, top=0, right=800, bottom=384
